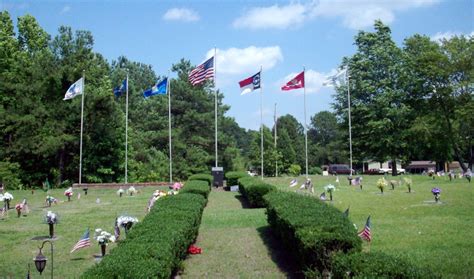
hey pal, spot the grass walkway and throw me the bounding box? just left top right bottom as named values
left=180, top=190, right=296, bottom=278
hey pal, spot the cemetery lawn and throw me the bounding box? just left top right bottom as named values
left=0, top=187, right=163, bottom=278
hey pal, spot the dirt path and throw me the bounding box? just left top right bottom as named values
left=180, top=190, right=297, bottom=278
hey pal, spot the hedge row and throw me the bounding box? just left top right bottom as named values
left=180, top=180, right=211, bottom=199
left=225, top=171, right=249, bottom=187
left=238, top=176, right=276, bottom=208
left=188, top=173, right=213, bottom=187
left=81, top=193, right=207, bottom=279
left=264, top=191, right=362, bottom=273
left=330, top=251, right=440, bottom=279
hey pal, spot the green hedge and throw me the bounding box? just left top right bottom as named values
left=181, top=180, right=211, bottom=199
left=238, top=177, right=276, bottom=208
left=81, top=193, right=206, bottom=279
left=188, top=173, right=213, bottom=187
left=225, top=171, right=249, bottom=187
left=264, top=191, right=362, bottom=273
left=330, top=251, right=439, bottom=279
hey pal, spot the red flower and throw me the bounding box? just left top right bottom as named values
left=187, top=244, right=202, bottom=254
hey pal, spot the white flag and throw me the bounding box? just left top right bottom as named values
left=64, top=78, right=84, bottom=100
left=322, top=68, right=347, bottom=87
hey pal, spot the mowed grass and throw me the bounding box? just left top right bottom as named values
left=0, top=187, right=165, bottom=278
left=266, top=174, right=474, bottom=278
left=181, top=191, right=296, bottom=278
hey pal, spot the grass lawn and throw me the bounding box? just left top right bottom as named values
left=265, top=174, right=474, bottom=278
left=0, top=186, right=164, bottom=278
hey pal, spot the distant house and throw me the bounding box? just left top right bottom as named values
left=404, top=161, right=462, bottom=174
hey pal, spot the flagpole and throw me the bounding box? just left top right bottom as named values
left=168, top=73, right=173, bottom=184
left=346, top=69, right=353, bottom=176
left=303, top=67, right=308, bottom=179
left=274, top=102, right=278, bottom=177
left=214, top=47, right=218, bottom=168
left=260, top=66, right=264, bottom=180
left=79, top=70, right=85, bottom=185
left=125, top=71, right=129, bottom=184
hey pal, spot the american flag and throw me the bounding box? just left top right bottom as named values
left=358, top=216, right=372, bottom=242
left=70, top=229, right=91, bottom=253
left=188, top=56, right=214, bottom=86
left=289, top=179, right=298, bottom=187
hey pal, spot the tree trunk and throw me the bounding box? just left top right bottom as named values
left=391, top=159, right=398, bottom=176
left=58, top=148, right=65, bottom=185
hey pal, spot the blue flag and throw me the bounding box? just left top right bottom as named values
left=143, top=78, right=167, bottom=99
left=114, top=78, right=127, bottom=98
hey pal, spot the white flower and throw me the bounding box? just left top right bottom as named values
left=0, top=194, right=4, bottom=201
left=94, top=228, right=115, bottom=245
left=117, top=215, right=139, bottom=227
left=3, top=192, right=13, bottom=200
left=127, top=186, right=137, bottom=194
left=324, top=184, right=336, bottom=192
left=117, top=188, right=125, bottom=195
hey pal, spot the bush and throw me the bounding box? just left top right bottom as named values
left=238, top=177, right=276, bottom=208
left=330, top=251, right=439, bottom=278
left=188, top=173, right=213, bottom=187
left=288, top=164, right=301, bottom=176
left=225, top=171, right=249, bottom=187
left=0, top=161, right=23, bottom=190
left=309, top=166, right=323, bottom=175
left=264, top=191, right=361, bottom=273
left=181, top=180, right=211, bottom=199
left=81, top=193, right=207, bottom=279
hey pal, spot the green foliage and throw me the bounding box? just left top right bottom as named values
left=264, top=191, right=362, bottom=273
left=330, top=251, right=439, bottom=278
left=81, top=193, right=206, bottom=278
left=288, top=164, right=301, bottom=176
left=0, top=161, right=22, bottom=190
left=309, top=166, right=323, bottom=175
left=188, top=173, right=213, bottom=186
left=181, top=180, right=211, bottom=199
left=225, top=171, right=249, bottom=186
left=238, top=177, right=276, bottom=208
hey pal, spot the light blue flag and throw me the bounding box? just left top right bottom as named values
left=64, top=78, right=84, bottom=100
left=143, top=78, right=167, bottom=99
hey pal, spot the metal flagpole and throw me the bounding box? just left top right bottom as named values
left=79, top=70, right=85, bottom=185
left=125, top=71, right=129, bottom=184
left=274, top=103, right=278, bottom=177
left=260, top=66, right=264, bottom=180
left=303, top=67, right=308, bottom=178
left=346, top=68, right=353, bottom=176
left=214, top=47, right=218, bottom=167
left=168, top=73, right=173, bottom=184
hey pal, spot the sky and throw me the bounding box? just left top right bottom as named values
left=2, top=0, right=473, bottom=130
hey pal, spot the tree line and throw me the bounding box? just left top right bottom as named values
left=0, top=14, right=472, bottom=188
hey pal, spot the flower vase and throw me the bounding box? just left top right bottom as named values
left=119, top=192, right=123, bottom=198
left=17, top=208, right=21, bottom=218
left=49, top=223, right=54, bottom=238
left=83, top=188, right=88, bottom=195
left=6, top=200, right=10, bottom=210
left=67, top=195, right=71, bottom=202
left=100, top=244, right=106, bottom=257
left=329, top=192, right=333, bottom=201
left=124, top=222, right=133, bottom=236
left=47, top=201, right=51, bottom=207
left=360, top=184, right=363, bottom=190
left=435, top=194, right=440, bottom=203
left=408, top=186, right=411, bottom=193
left=380, top=188, right=384, bottom=194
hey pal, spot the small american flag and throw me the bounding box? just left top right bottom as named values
left=70, top=229, right=91, bottom=253
left=289, top=179, right=298, bottom=187
left=358, top=216, right=372, bottom=242
left=188, top=56, right=214, bottom=86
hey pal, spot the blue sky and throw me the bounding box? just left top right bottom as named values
left=2, top=0, right=473, bottom=130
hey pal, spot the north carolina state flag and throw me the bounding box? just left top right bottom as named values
left=281, top=71, right=304, bottom=91
left=239, top=71, right=261, bottom=95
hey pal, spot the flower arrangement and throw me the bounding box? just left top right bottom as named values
left=64, top=187, right=74, bottom=201
left=45, top=211, right=58, bottom=224
left=376, top=178, right=387, bottom=194
left=167, top=190, right=178, bottom=196
left=324, top=184, right=336, bottom=201
left=45, top=195, right=57, bottom=207
left=404, top=178, right=413, bottom=193
left=94, top=228, right=116, bottom=245
left=127, top=186, right=137, bottom=196
left=117, top=188, right=125, bottom=197
left=117, top=215, right=139, bottom=228
left=2, top=192, right=13, bottom=209
left=431, top=187, right=441, bottom=202
left=172, top=182, right=183, bottom=191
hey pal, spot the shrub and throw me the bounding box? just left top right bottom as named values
left=225, top=171, right=249, bottom=187
left=81, top=193, right=206, bottom=278
left=288, top=164, right=301, bottom=176
left=264, top=191, right=361, bottom=273
left=330, top=251, right=439, bottom=278
left=238, top=177, right=276, bottom=208
left=0, top=161, right=23, bottom=190
left=181, top=180, right=211, bottom=199
left=309, top=166, right=323, bottom=175
left=188, top=173, right=213, bottom=187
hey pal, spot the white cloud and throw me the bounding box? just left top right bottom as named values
left=431, top=31, right=474, bottom=43
left=233, top=3, right=309, bottom=30
left=163, top=8, right=200, bottom=22
left=204, top=46, right=283, bottom=75
left=278, top=69, right=331, bottom=94
left=60, top=5, right=71, bottom=14
left=233, top=0, right=439, bottom=30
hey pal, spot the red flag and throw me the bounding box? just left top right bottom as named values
left=281, top=71, right=304, bottom=91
